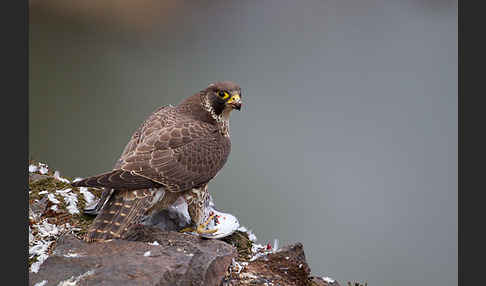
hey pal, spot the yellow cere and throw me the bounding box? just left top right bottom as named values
left=222, top=92, right=230, bottom=100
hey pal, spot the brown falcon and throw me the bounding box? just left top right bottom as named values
left=72, top=81, right=242, bottom=242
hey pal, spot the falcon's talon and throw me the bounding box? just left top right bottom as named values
left=179, top=227, right=196, bottom=233
left=179, top=214, right=219, bottom=236
left=195, top=213, right=218, bottom=235
left=197, top=225, right=218, bottom=235
left=202, top=214, right=216, bottom=227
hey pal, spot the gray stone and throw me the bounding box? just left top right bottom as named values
left=29, top=228, right=237, bottom=286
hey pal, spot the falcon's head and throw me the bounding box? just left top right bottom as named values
left=204, top=81, right=243, bottom=116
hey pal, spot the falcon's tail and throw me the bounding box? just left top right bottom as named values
left=84, top=189, right=154, bottom=242
left=72, top=170, right=160, bottom=190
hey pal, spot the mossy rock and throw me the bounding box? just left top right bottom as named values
left=221, top=230, right=253, bottom=261
left=28, top=162, right=103, bottom=239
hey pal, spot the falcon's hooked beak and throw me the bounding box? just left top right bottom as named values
left=227, top=93, right=242, bottom=111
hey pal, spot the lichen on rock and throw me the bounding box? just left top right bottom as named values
left=28, top=161, right=102, bottom=273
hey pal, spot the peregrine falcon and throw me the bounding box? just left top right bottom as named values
left=72, top=81, right=243, bottom=242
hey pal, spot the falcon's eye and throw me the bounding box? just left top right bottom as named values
left=218, top=91, right=230, bottom=99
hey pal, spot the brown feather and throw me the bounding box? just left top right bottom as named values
left=84, top=189, right=154, bottom=242
left=78, top=82, right=241, bottom=242
left=71, top=170, right=161, bottom=190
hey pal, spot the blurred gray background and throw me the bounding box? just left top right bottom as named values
left=29, top=0, right=457, bottom=285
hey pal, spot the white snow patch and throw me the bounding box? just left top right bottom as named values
left=64, top=197, right=79, bottom=214
left=29, top=165, right=38, bottom=173
left=38, top=190, right=48, bottom=195
left=64, top=252, right=81, bottom=258
left=39, top=166, right=48, bottom=175
left=72, top=177, right=83, bottom=183
left=34, top=280, right=48, bottom=286
left=56, top=189, right=79, bottom=214
left=50, top=205, right=59, bottom=211
left=144, top=251, right=151, bottom=257
left=29, top=240, right=53, bottom=273
left=31, top=257, right=46, bottom=273
left=36, top=219, right=63, bottom=238
left=79, top=187, right=95, bottom=206
left=237, top=226, right=248, bottom=232
left=57, top=270, right=95, bottom=286
left=322, top=276, right=335, bottom=283
left=47, top=193, right=61, bottom=204
left=29, top=219, right=70, bottom=273
left=54, top=170, right=70, bottom=183
left=29, top=241, right=52, bottom=257
left=55, top=189, right=71, bottom=194
left=148, top=241, right=160, bottom=246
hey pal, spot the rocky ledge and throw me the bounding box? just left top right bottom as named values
left=28, top=161, right=359, bottom=286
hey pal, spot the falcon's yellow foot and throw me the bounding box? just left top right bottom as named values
left=197, top=223, right=218, bottom=235
left=179, top=214, right=218, bottom=235
left=198, top=214, right=218, bottom=235
left=179, top=227, right=195, bottom=233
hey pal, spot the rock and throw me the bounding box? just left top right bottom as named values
left=309, top=276, right=342, bottom=286
left=29, top=173, right=50, bottom=184
left=29, top=228, right=237, bottom=286
left=29, top=196, right=49, bottom=219
left=28, top=162, right=349, bottom=286
left=223, top=242, right=312, bottom=286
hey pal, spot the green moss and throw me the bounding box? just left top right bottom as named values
left=29, top=177, right=71, bottom=202
left=222, top=230, right=253, bottom=261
